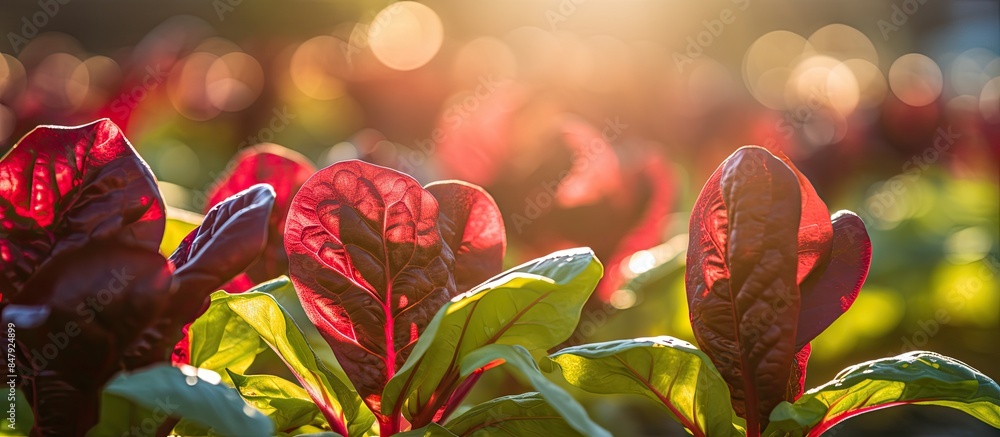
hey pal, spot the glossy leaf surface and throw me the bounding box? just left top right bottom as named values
left=425, top=181, right=506, bottom=293
left=91, top=364, right=273, bottom=437
left=685, top=146, right=802, bottom=429
left=459, top=344, right=611, bottom=437
left=382, top=249, right=601, bottom=427
left=205, top=144, right=316, bottom=289
left=0, top=119, right=164, bottom=302
left=285, top=160, right=456, bottom=417
left=765, top=351, right=1000, bottom=437
left=795, top=211, right=871, bottom=350
left=227, top=370, right=323, bottom=433
left=208, top=285, right=374, bottom=437
left=128, top=184, right=275, bottom=369
left=544, top=337, right=742, bottom=437
left=443, top=393, right=582, bottom=437
left=180, top=285, right=268, bottom=380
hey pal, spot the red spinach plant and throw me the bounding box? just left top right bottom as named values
left=182, top=160, right=614, bottom=436
left=0, top=120, right=277, bottom=436
left=542, top=146, right=1000, bottom=437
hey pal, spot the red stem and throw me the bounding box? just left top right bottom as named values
left=806, top=401, right=910, bottom=437
left=325, top=411, right=350, bottom=437
left=379, top=414, right=401, bottom=435
left=440, top=369, right=485, bottom=423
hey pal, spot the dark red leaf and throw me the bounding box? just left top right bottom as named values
left=425, top=181, right=505, bottom=292
left=775, top=152, right=834, bottom=285
left=204, top=144, right=316, bottom=290
left=127, top=184, right=275, bottom=368
left=0, top=119, right=165, bottom=303
left=2, top=241, right=173, bottom=435
left=795, top=211, right=872, bottom=349
left=285, top=160, right=455, bottom=418
left=685, top=146, right=802, bottom=433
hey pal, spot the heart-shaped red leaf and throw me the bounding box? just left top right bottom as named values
left=0, top=119, right=164, bottom=303
left=686, top=146, right=802, bottom=433
left=425, top=180, right=505, bottom=292
left=795, top=211, right=872, bottom=349
left=285, top=160, right=455, bottom=418
left=204, top=144, right=316, bottom=290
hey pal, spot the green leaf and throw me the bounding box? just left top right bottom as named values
left=764, top=351, right=1000, bottom=437
left=210, top=285, right=376, bottom=437
left=460, top=344, right=611, bottom=437
left=543, top=336, right=742, bottom=437
left=160, top=207, right=201, bottom=254
left=261, top=275, right=347, bottom=378
left=89, top=392, right=157, bottom=437
left=444, top=392, right=583, bottom=436
left=187, top=284, right=268, bottom=384
left=88, top=364, right=272, bottom=437
left=226, top=369, right=322, bottom=432
left=383, top=248, right=603, bottom=426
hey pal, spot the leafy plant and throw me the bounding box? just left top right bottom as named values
left=0, top=120, right=276, bottom=435
left=172, top=143, right=316, bottom=365
left=178, top=160, right=613, bottom=436
left=543, top=146, right=1000, bottom=436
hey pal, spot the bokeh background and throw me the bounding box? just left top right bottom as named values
left=2, top=1, right=998, bottom=435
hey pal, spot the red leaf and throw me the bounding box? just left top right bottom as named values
left=285, top=160, right=456, bottom=419
left=425, top=180, right=505, bottom=292
left=2, top=241, right=173, bottom=435
left=204, top=144, right=316, bottom=291
left=171, top=184, right=275, bottom=302
left=775, top=152, right=834, bottom=285
left=795, top=211, right=871, bottom=349
left=130, top=184, right=275, bottom=369
left=685, top=146, right=802, bottom=433
left=0, top=119, right=164, bottom=303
